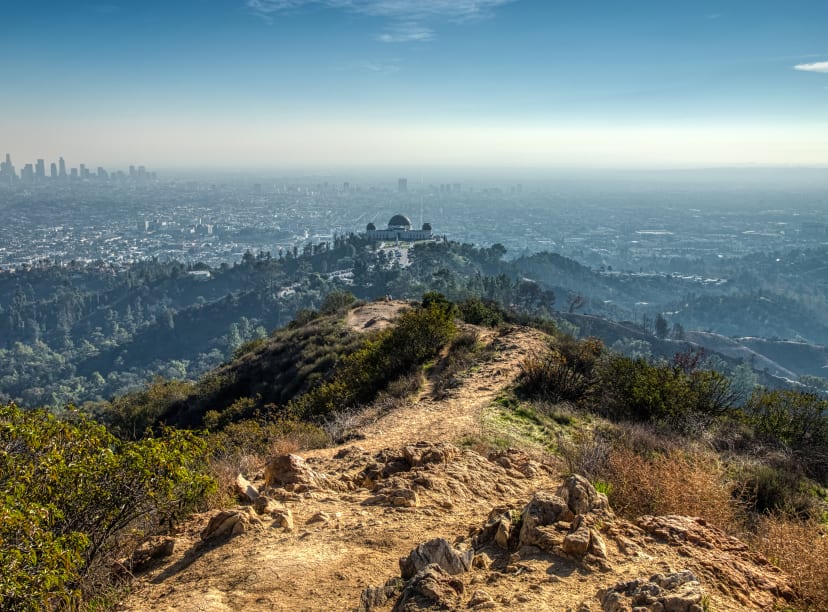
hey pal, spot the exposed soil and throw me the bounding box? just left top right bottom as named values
left=118, top=307, right=795, bottom=612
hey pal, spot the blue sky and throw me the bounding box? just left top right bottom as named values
left=1, top=0, right=827, bottom=168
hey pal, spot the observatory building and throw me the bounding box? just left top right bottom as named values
left=365, top=214, right=433, bottom=241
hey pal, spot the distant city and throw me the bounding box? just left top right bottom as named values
left=0, top=153, right=157, bottom=184
left=1, top=153, right=827, bottom=277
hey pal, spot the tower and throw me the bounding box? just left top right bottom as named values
left=398, top=177, right=407, bottom=193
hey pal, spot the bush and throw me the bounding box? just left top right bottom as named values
left=744, top=389, right=828, bottom=480
left=596, top=355, right=735, bottom=432
left=602, top=445, right=737, bottom=528
left=320, top=290, right=356, bottom=315
left=0, top=403, right=213, bottom=609
left=458, top=297, right=505, bottom=327
left=517, top=337, right=603, bottom=403
left=290, top=298, right=456, bottom=418
left=102, top=377, right=195, bottom=440
left=750, top=516, right=828, bottom=611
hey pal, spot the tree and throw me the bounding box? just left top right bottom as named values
left=654, top=313, right=669, bottom=339
left=567, top=294, right=586, bottom=314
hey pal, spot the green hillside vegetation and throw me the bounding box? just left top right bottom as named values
left=2, top=293, right=828, bottom=610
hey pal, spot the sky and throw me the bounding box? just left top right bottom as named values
left=1, top=0, right=827, bottom=169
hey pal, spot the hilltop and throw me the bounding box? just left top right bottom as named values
left=109, top=301, right=822, bottom=612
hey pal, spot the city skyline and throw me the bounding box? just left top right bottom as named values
left=2, top=1, right=827, bottom=168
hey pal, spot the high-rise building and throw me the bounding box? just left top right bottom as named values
left=58, top=157, right=66, bottom=178
left=21, top=163, right=34, bottom=183
left=398, top=177, right=408, bottom=193
left=35, top=159, right=46, bottom=180
left=50, top=162, right=57, bottom=178
left=0, top=154, right=16, bottom=181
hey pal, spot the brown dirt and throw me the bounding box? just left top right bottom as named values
left=118, top=309, right=795, bottom=612
left=346, top=300, right=411, bottom=334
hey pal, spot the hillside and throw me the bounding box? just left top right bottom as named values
left=114, top=303, right=812, bottom=612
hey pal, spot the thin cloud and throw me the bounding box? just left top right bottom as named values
left=376, top=22, right=433, bottom=43
left=338, top=59, right=402, bottom=73
left=246, top=0, right=515, bottom=41
left=794, top=61, right=828, bottom=73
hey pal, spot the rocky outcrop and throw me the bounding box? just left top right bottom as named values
left=600, top=571, right=704, bottom=612
left=486, top=475, right=612, bottom=563
left=637, top=515, right=795, bottom=608
left=392, top=564, right=465, bottom=612
left=399, top=537, right=474, bottom=579
left=200, top=508, right=264, bottom=541
left=263, top=454, right=349, bottom=492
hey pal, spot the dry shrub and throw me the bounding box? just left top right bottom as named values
left=557, top=428, right=611, bottom=480
left=750, top=516, right=828, bottom=610
left=604, top=446, right=739, bottom=530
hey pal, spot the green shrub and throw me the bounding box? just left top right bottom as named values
left=102, top=377, right=195, bottom=440
left=290, top=297, right=457, bottom=418
left=320, top=290, right=356, bottom=315
left=458, top=297, right=505, bottom=327
left=745, top=390, right=828, bottom=476
left=0, top=403, right=213, bottom=609
left=596, top=355, right=735, bottom=432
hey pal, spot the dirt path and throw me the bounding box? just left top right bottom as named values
left=353, top=326, right=548, bottom=452
left=118, top=307, right=783, bottom=612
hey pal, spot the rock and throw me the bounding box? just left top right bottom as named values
left=636, top=515, right=795, bottom=608
left=557, top=474, right=610, bottom=517
left=472, top=553, right=492, bottom=570
left=201, top=510, right=262, bottom=541
left=588, top=528, right=608, bottom=559
left=271, top=508, right=294, bottom=531
left=562, top=518, right=591, bottom=557
left=599, top=571, right=704, bottom=612
left=393, top=564, right=464, bottom=612
left=494, top=517, right=512, bottom=549
left=307, top=511, right=330, bottom=524
left=402, top=441, right=459, bottom=467
left=252, top=495, right=282, bottom=515
left=234, top=473, right=259, bottom=503
left=264, top=454, right=318, bottom=488
left=358, top=577, right=405, bottom=611
left=469, top=588, right=497, bottom=609
left=399, top=537, right=473, bottom=580
left=519, top=491, right=573, bottom=550
left=129, top=537, right=175, bottom=569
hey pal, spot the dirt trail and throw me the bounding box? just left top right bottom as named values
left=118, top=305, right=790, bottom=612
left=353, top=326, right=548, bottom=452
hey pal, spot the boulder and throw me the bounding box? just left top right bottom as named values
left=234, top=473, right=259, bottom=503
left=562, top=518, right=592, bottom=557
left=519, top=491, right=573, bottom=550
left=557, top=474, right=610, bottom=517
left=201, top=509, right=262, bottom=541
left=599, top=571, right=704, bottom=612
left=399, top=537, right=473, bottom=580
left=393, top=564, right=464, bottom=612
left=264, top=454, right=320, bottom=488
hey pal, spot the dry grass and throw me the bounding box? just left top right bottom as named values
left=604, top=446, right=740, bottom=531
left=750, top=516, right=828, bottom=611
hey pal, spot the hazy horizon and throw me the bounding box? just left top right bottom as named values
left=3, top=1, right=828, bottom=168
